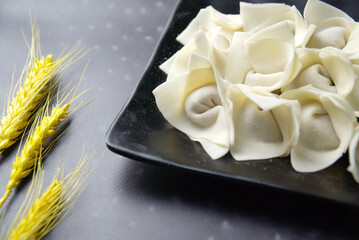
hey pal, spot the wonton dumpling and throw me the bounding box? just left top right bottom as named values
left=225, top=21, right=301, bottom=92
left=176, top=6, right=242, bottom=45
left=348, top=125, right=359, bottom=183
left=281, top=86, right=355, bottom=172
left=226, top=84, right=300, bottom=160
left=240, top=2, right=315, bottom=47
left=304, top=0, right=359, bottom=61
left=153, top=57, right=232, bottom=159
left=283, top=47, right=356, bottom=96
left=160, top=28, right=232, bottom=80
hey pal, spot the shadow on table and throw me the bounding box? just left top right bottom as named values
left=120, top=159, right=359, bottom=239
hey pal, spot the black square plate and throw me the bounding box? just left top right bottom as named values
left=106, top=0, right=359, bottom=207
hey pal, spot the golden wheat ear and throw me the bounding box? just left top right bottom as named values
left=4, top=149, right=96, bottom=240
left=0, top=75, right=91, bottom=208
left=0, top=19, right=87, bottom=154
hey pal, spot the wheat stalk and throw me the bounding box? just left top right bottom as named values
left=0, top=19, right=86, bottom=154
left=5, top=151, right=94, bottom=240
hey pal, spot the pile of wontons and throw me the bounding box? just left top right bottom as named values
left=153, top=0, right=359, bottom=183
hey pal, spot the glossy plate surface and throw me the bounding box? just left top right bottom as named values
left=106, top=0, right=359, bottom=207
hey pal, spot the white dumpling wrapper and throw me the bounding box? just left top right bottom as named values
left=153, top=64, right=232, bottom=159
left=306, top=17, right=358, bottom=50
left=348, top=125, right=359, bottom=183
left=346, top=65, right=359, bottom=117
left=159, top=40, right=197, bottom=79
left=225, top=31, right=253, bottom=85
left=342, top=28, right=359, bottom=64
left=304, top=0, right=354, bottom=25
left=225, top=21, right=301, bottom=92
left=197, top=28, right=231, bottom=77
left=177, top=6, right=242, bottom=45
left=283, top=47, right=356, bottom=96
left=160, top=28, right=232, bottom=81
left=281, top=86, right=355, bottom=172
left=240, top=2, right=293, bottom=32
left=304, top=0, right=359, bottom=56
left=226, top=84, right=300, bottom=160
left=290, top=6, right=317, bottom=47
left=240, top=2, right=315, bottom=47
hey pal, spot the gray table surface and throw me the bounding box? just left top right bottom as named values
left=0, top=0, right=357, bottom=239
